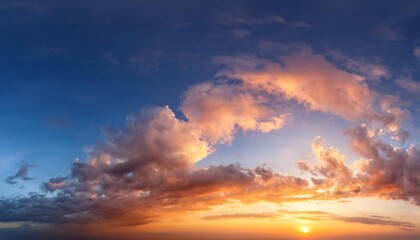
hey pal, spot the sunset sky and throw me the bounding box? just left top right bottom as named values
left=1, top=1, right=420, bottom=239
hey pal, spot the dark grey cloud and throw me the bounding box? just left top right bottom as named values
left=4, top=164, right=35, bottom=185
left=41, top=176, right=69, bottom=192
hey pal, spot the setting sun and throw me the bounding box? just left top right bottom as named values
left=299, top=226, right=311, bottom=234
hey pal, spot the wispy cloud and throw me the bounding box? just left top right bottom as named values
left=396, top=77, right=420, bottom=93
left=203, top=212, right=277, bottom=220
left=229, top=29, right=251, bottom=39
left=328, top=50, right=391, bottom=81
left=414, top=47, right=420, bottom=59
left=282, top=210, right=415, bottom=229
left=219, top=14, right=286, bottom=26
left=291, top=21, right=311, bottom=28
left=333, top=216, right=415, bottom=229
left=373, top=25, right=404, bottom=41
left=204, top=210, right=415, bottom=230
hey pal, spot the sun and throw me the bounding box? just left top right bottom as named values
left=299, top=226, right=311, bottom=234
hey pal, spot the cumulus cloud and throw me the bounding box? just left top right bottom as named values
left=0, top=106, right=307, bottom=226
left=0, top=163, right=309, bottom=225
left=1, top=122, right=418, bottom=227
left=297, top=137, right=360, bottom=196
left=347, top=125, right=420, bottom=204
left=181, top=82, right=290, bottom=144
left=4, top=164, right=35, bottom=185
left=214, top=52, right=371, bottom=121
left=298, top=130, right=420, bottom=205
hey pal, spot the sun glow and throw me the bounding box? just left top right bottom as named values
left=299, top=226, right=311, bottom=234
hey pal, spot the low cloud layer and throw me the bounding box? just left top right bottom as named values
left=204, top=210, right=415, bottom=230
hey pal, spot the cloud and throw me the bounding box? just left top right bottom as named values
left=229, top=29, right=251, bottom=39
left=278, top=210, right=415, bottom=229
left=213, top=48, right=406, bottom=135
left=33, top=46, right=67, bottom=57
left=41, top=176, right=69, bottom=192
left=291, top=21, right=311, bottom=28
left=346, top=125, right=420, bottom=204
left=181, top=82, right=290, bottom=144
left=218, top=15, right=310, bottom=30
left=332, top=216, right=415, bottom=229
left=0, top=121, right=418, bottom=228
left=297, top=137, right=360, bottom=196
left=219, top=14, right=285, bottom=26
left=396, top=77, right=420, bottom=93
left=0, top=106, right=307, bottom=226
left=203, top=212, right=277, bottom=220
left=298, top=128, right=420, bottom=205
left=214, top=52, right=369, bottom=121
left=204, top=209, right=415, bottom=230
left=0, top=164, right=309, bottom=225
left=327, top=50, right=391, bottom=81
left=103, top=52, right=120, bottom=66
left=373, top=25, right=404, bottom=41
left=128, top=50, right=166, bottom=74
left=0, top=1, right=46, bottom=14
left=4, top=164, right=35, bottom=185
left=413, top=47, right=420, bottom=59
left=127, top=50, right=203, bottom=74
left=0, top=46, right=416, bottom=230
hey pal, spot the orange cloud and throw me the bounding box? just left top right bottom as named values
left=213, top=49, right=408, bottom=140
left=181, top=82, right=290, bottom=144
left=298, top=129, right=420, bottom=205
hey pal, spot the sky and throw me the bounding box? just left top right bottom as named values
left=0, top=0, right=420, bottom=239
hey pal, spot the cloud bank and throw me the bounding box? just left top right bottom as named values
left=0, top=46, right=418, bottom=230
